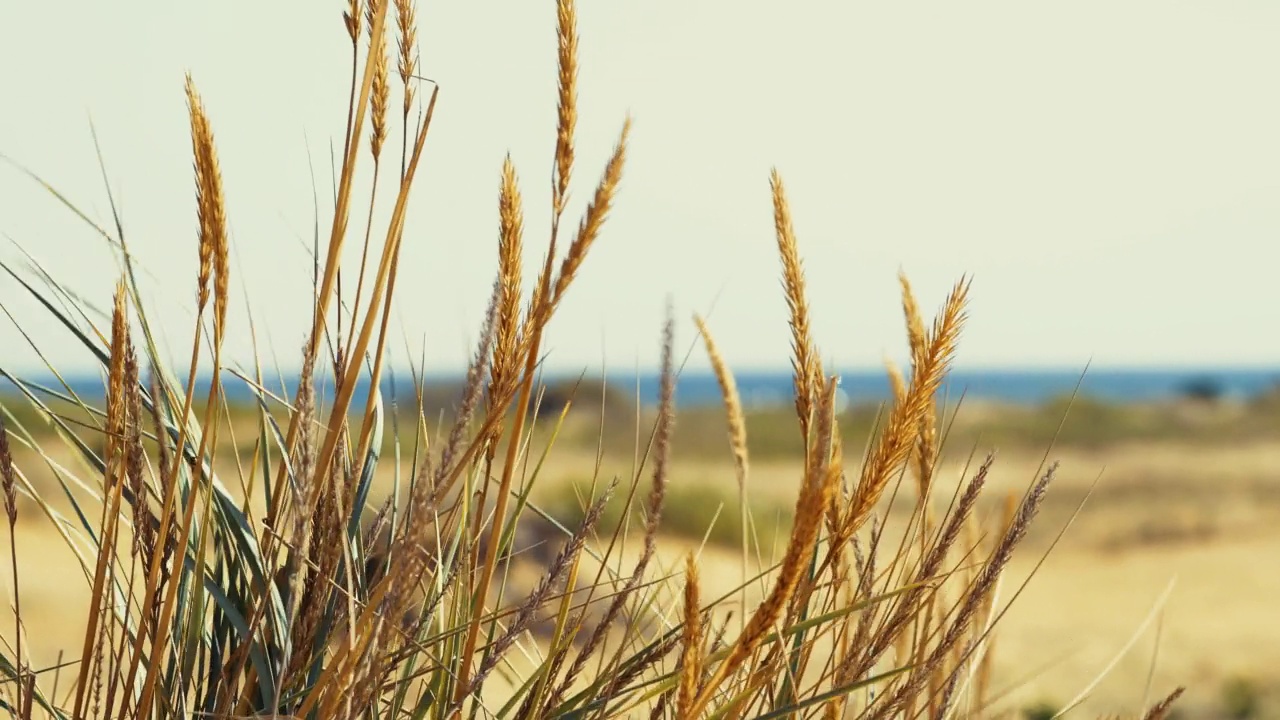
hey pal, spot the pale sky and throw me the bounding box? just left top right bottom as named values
left=1, top=1, right=1277, bottom=378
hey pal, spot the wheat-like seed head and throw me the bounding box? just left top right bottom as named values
left=186, top=81, right=215, bottom=312
left=212, top=226, right=229, bottom=344
left=123, top=339, right=145, bottom=561
left=138, top=370, right=166, bottom=573
left=694, top=315, right=749, bottom=490
left=364, top=0, right=378, bottom=41
left=106, top=279, right=129, bottom=463
left=545, top=116, right=630, bottom=316
left=102, top=279, right=132, bottom=506
left=184, top=75, right=229, bottom=338
left=898, top=272, right=927, bottom=368
left=344, top=0, right=362, bottom=42
left=0, top=416, right=16, bottom=527
left=553, top=0, right=578, bottom=213
left=1143, top=688, right=1187, bottom=720
left=677, top=552, right=703, bottom=719
left=284, top=343, right=319, bottom=627
left=899, top=273, right=939, bottom=497
left=72, top=279, right=133, bottom=720
left=710, top=463, right=839, bottom=710
left=646, top=304, right=675, bottom=542
left=770, top=169, right=822, bottom=439
left=885, top=357, right=907, bottom=407
left=922, top=278, right=971, bottom=388
left=843, top=277, right=970, bottom=537
left=394, top=0, right=417, bottom=115
left=914, top=412, right=938, bottom=499
left=823, top=425, right=847, bottom=572
left=369, top=1, right=391, bottom=160
left=784, top=368, right=840, bottom=622
left=491, top=154, right=525, bottom=403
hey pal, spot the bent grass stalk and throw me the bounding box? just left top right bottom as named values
left=693, top=315, right=751, bottom=635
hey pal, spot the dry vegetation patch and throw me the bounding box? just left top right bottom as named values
left=0, top=2, right=1199, bottom=719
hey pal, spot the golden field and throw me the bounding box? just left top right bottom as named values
left=3, top=392, right=1277, bottom=717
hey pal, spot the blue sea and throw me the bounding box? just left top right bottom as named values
left=8, top=367, right=1277, bottom=410
left=615, top=368, right=1280, bottom=409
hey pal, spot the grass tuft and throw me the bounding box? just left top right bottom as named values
left=0, top=3, right=1186, bottom=720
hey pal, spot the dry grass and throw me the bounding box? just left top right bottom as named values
left=678, top=552, right=704, bottom=718
left=0, top=2, right=1195, bottom=719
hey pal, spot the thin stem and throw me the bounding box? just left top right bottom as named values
left=7, top=515, right=20, bottom=714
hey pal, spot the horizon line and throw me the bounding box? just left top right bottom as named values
left=7, top=361, right=1278, bottom=382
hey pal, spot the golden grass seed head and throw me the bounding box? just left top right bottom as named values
left=138, top=370, right=167, bottom=567
left=844, top=277, right=971, bottom=537
left=885, top=357, right=907, bottom=407
left=123, top=337, right=146, bottom=560
left=695, top=314, right=749, bottom=490
left=345, top=0, right=362, bottom=42
left=186, top=83, right=214, bottom=311
left=394, top=0, right=417, bottom=114
left=491, top=154, right=525, bottom=402
left=696, top=460, right=838, bottom=714
left=678, top=552, right=704, bottom=719
left=1143, top=687, right=1187, bottom=720
left=212, top=223, right=229, bottom=343
left=106, top=279, right=129, bottom=476
left=364, top=0, right=379, bottom=41
left=898, top=271, right=928, bottom=369
left=770, top=168, right=822, bottom=437
left=899, top=272, right=940, bottom=495
left=647, top=302, right=675, bottom=539
left=0, top=416, right=17, bottom=526
left=184, top=74, right=229, bottom=334
left=547, top=116, right=630, bottom=314
left=283, top=344, right=320, bottom=634
left=370, top=15, right=391, bottom=160
left=554, top=0, right=579, bottom=212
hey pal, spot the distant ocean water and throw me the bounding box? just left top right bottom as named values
left=644, top=368, right=1280, bottom=409
left=9, top=367, right=1278, bottom=410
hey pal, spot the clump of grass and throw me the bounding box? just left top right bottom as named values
left=0, top=1, right=1186, bottom=719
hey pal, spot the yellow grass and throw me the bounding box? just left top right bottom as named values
left=4, top=439, right=1277, bottom=715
